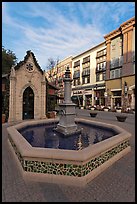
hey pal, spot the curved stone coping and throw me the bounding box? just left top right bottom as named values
left=7, top=118, right=131, bottom=164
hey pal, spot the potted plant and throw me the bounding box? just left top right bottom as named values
left=116, top=113, right=127, bottom=122
left=103, top=106, right=109, bottom=112
left=91, top=106, right=95, bottom=110
left=116, top=107, right=122, bottom=113
left=90, top=111, right=98, bottom=117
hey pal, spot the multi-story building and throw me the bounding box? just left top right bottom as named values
left=71, top=42, right=106, bottom=108
left=104, top=16, right=135, bottom=110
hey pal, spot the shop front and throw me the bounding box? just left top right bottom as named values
left=71, top=90, right=83, bottom=107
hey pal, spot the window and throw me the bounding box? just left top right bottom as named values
left=87, top=76, right=90, bottom=83
left=110, top=70, right=115, bottom=79
left=83, top=56, right=90, bottom=63
left=110, top=68, right=121, bottom=79
left=96, top=73, right=100, bottom=81
left=74, top=60, right=80, bottom=67
left=102, top=62, right=106, bottom=70
left=115, top=69, right=120, bottom=78
left=102, top=72, right=106, bottom=80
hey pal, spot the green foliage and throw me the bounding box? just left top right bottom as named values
left=2, top=46, right=17, bottom=74
left=2, top=78, right=10, bottom=121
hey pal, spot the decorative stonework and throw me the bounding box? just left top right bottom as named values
left=26, top=62, right=34, bottom=72
left=8, top=51, right=46, bottom=122
left=8, top=135, right=130, bottom=177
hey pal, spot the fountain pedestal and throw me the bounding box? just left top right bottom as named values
left=55, top=66, right=79, bottom=136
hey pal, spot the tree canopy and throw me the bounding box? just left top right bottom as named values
left=2, top=46, right=17, bottom=74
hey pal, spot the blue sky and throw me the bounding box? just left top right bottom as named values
left=2, top=2, right=135, bottom=70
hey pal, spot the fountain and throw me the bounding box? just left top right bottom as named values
left=7, top=67, right=131, bottom=186
left=55, top=66, right=80, bottom=136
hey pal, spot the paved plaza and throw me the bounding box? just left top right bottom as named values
left=2, top=109, right=135, bottom=202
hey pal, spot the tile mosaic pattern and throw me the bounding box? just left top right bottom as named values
left=8, top=135, right=130, bottom=177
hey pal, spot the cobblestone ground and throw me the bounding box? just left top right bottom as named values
left=2, top=110, right=135, bottom=202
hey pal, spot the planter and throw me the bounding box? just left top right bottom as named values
left=91, top=107, right=95, bottom=111
left=90, top=112, right=97, bottom=117
left=116, top=115, right=127, bottom=122
left=46, top=111, right=56, bottom=118
left=104, top=108, right=109, bottom=112
left=2, top=114, right=6, bottom=123
left=116, top=109, right=122, bottom=113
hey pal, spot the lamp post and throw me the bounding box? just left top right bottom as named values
left=95, top=84, right=98, bottom=106
left=124, top=82, right=128, bottom=96
left=123, top=81, right=128, bottom=112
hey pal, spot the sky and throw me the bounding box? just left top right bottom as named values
left=2, top=2, right=135, bottom=70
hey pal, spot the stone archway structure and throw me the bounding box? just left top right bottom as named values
left=8, top=50, right=46, bottom=122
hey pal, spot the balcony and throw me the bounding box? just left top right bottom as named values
left=82, top=69, right=90, bottom=76
left=110, top=56, right=123, bottom=69
left=82, top=56, right=90, bottom=64
left=96, top=66, right=106, bottom=73
left=96, top=50, right=106, bottom=58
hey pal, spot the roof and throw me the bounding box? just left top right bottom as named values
left=14, top=50, right=43, bottom=74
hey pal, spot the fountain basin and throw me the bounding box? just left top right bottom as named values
left=7, top=118, right=131, bottom=186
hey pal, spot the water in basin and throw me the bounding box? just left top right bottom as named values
left=19, top=122, right=117, bottom=150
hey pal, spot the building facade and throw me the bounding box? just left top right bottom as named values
left=104, top=16, right=135, bottom=110
left=71, top=42, right=106, bottom=108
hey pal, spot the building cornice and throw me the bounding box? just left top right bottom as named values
left=104, top=16, right=135, bottom=41
left=104, top=28, right=121, bottom=41
left=120, top=17, right=135, bottom=29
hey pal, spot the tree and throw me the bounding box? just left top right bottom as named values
left=2, top=46, right=17, bottom=121
left=2, top=46, right=17, bottom=74
left=46, top=57, right=59, bottom=71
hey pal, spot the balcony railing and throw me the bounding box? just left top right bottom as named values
left=82, top=56, right=90, bottom=64
left=82, top=69, right=90, bottom=76
left=96, top=50, right=106, bottom=58
left=96, top=66, right=106, bottom=72
left=110, top=56, right=123, bottom=69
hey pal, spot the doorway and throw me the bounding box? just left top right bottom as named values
left=23, top=87, right=34, bottom=120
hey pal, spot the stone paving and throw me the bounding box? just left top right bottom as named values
left=2, top=109, right=135, bottom=202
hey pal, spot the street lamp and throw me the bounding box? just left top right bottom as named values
left=124, top=81, right=128, bottom=96
left=95, top=84, right=98, bottom=106
left=123, top=81, right=128, bottom=112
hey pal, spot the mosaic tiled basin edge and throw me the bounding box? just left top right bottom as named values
left=7, top=118, right=131, bottom=186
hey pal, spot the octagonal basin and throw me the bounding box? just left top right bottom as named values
left=7, top=118, right=131, bottom=186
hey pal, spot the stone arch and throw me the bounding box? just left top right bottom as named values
left=19, top=83, right=39, bottom=98
left=22, top=86, right=34, bottom=120
left=19, top=83, right=40, bottom=120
